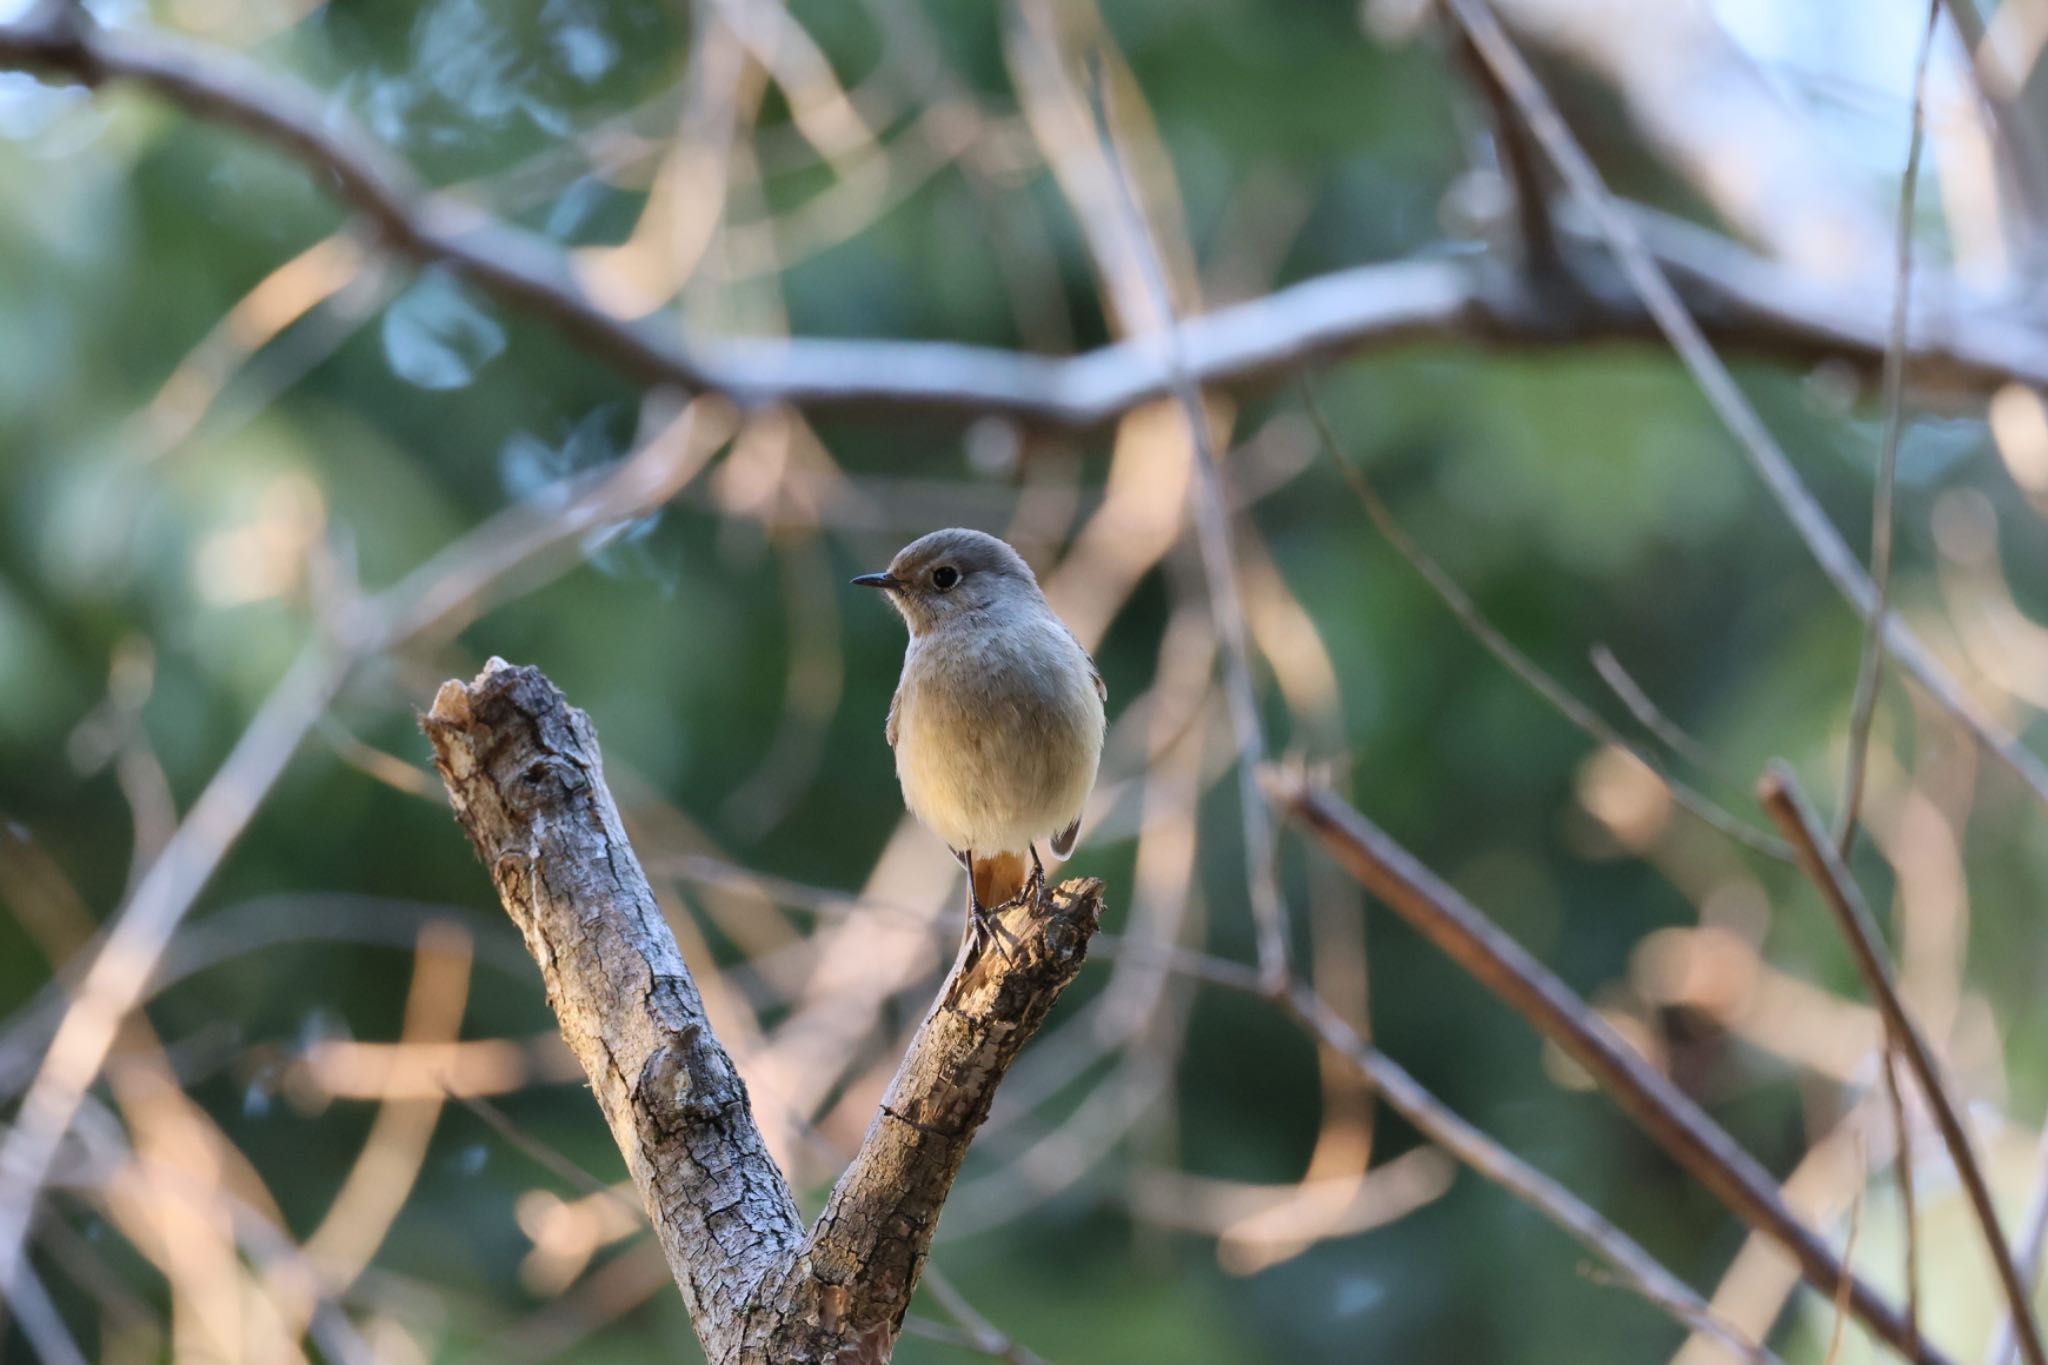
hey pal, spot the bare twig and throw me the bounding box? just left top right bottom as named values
left=1935, top=0, right=2048, bottom=236
left=1080, top=51, right=1288, bottom=987
left=919, top=1266, right=1050, bottom=1365
left=1989, top=1117, right=2048, bottom=1365
left=1838, top=0, right=1939, bottom=854
left=0, top=894, right=531, bottom=1097
left=455, top=1093, right=641, bottom=1217
left=0, top=404, right=725, bottom=1304
left=1442, top=0, right=2048, bottom=824
left=1302, top=390, right=1790, bottom=861
left=1264, top=770, right=1945, bottom=1365
left=899, top=1314, right=1048, bottom=1365
left=3, top=1258, right=89, bottom=1365
left=1280, top=988, right=1781, bottom=1365
left=0, top=645, right=347, bottom=1301
left=1758, top=764, right=2044, bottom=1365
left=422, top=660, right=1101, bottom=1361
left=1, top=7, right=2046, bottom=427
left=1821, top=1160, right=1868, bottom=1365
left=1882, top=1048, right=1923, bottom=1357
left=1588, top=645, right=1721, bottom=776
left=1448, top=22, right=1561, bottom=279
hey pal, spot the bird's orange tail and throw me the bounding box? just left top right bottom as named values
left=972, top=851, right=1029, bottom=908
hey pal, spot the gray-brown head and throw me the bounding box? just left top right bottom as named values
left=852, top=528, right=1043, bottom=637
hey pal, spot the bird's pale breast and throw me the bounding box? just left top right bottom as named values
left=893, top=613, right=1103, bottom=856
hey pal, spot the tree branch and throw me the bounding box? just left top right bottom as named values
left=1443, top=0, right=2048, bottom=859
left=2, top=5, right=2047, bottom=428
left=421, top=659, right=1101, bottom=1363
left=1759, top=764, right=2046, bottom=1365
left=1264, top=770, right=1950, bottom=1365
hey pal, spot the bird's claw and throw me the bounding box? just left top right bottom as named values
left=968, top=897, right=1019, bottom=964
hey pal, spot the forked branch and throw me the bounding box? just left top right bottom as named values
left=422, top=659, right=1101, bottom=1363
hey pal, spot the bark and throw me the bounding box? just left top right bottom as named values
left=422, top=658, right=1101, bottom=1363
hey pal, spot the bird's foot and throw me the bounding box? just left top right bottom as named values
left=1022, top=843, right=1047, bottom=908
left=967, top=895, right=1019, bottom=964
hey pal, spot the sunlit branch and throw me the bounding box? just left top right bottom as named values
left=1759, top=764, right=2044, bottom=1365
left=422, top=660, right=1102, bottom=1361
left=1267, top=769, right=1946, bottom=1365
left=0, top=402, right=726, bottom=1306
left=1442, top=0, right=2048, bottom=858
left=1077, top=43, right=1289, bottom=988
left=1838, top=0, right=1939, bottom=856
left=1282, top=990, right=1781, bottom=1365
left=1, top=5, right=2046, bottom=430
left=1303, top=389, right=1791, bottom=862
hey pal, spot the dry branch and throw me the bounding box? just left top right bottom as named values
left=1082, top=51, right=1289, bottom=988
left=3, top=4, right=2048, bottom=429
left=1759, top=764, right=2046, bottom=1365
left=1279, top=989, right=1781, bottom=1365
left=1265, top=771, right=1948, bottom=1365
left=0, top=645, right=346, bottom=1300
left=0, top=404, right=722, bottom=1297
left=421, top=659, right=1101, bottom=1363
left=1836, top=0, right=1937, bottom=855
left=1303, top=389, right=1790, bottom=863
left=1443, top=0, right=2048, bottom=825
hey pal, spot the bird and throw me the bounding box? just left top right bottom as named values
left=853, top=528, right=1106, bottom=958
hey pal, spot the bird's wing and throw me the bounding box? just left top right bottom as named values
left=885, top=683, right=901, bottom=748
left=1051, top=815, right=1082, bottom=859
left=1060, top=620, right=1107, bottom=703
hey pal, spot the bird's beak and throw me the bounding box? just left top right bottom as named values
left=850, top=571, right=901, bottom=590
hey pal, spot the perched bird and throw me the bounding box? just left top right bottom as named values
left=853, top=528, right=1106, bottom=955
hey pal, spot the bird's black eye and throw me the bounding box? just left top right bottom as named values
left=932, top=565, right=960, bottom=591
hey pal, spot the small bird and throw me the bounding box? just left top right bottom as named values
left=854, top=528, right=1106, bottom=957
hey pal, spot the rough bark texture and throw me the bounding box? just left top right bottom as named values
left=422, top=659, right=1101, bottom=1364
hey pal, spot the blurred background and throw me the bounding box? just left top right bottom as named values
left=5, top=0, right=2048, bottom=1360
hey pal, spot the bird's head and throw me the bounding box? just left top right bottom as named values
left=852, top=527, right=1041, bottom=636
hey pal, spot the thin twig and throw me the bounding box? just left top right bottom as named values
left=1988, top=1116, right=2048, bottom=1365
left=1082, top=52, right=1289, bottom=987
left=0, top=405, right=724, bottom=1303
left=1837, top=0, right=1939, bottom=854
left=1587, top=645, right=1721, bottom=776
left=1281, top=988, right=1782, bottom=1365
left=1822, top=1156, right=1868, bottom=1365
left=1934, top=0, right=2048, bottom=234
left=2, top=1257, right=90, bottom=1365
left=454, top=1093, right=642, bottom=1219
left=0, top=645, right=346, bottom=1302
left=1441, top=0, right=2048, bottom=828
left=1301, top=388, right=1790, bottom=861
left=465, top=1066, right=1055, bottom=1365
left=1758, top=763, right=2044, bottom=1365
left=1447, top=23, right=1561, bottom=279
left=1882, top=1048, right=1922, bottom=1357
left=1265, top=770, right=1945, bottom=1365
left=919, top=1265, right=1051, bottom=1365
left=1576, top=1264, right=1775, bottom=1364
left=899, top=1314, right=1048, bottom=1364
